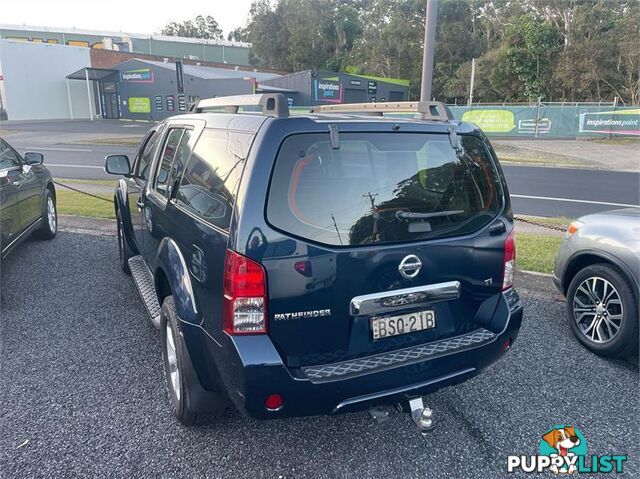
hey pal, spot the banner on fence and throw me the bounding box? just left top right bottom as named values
left=448, top=105, right=639, bottom=138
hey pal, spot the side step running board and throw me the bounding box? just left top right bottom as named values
left=128, top=255, right=161, bottom=329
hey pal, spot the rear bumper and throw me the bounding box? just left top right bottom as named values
left=184, top=290, right=523, bottom=419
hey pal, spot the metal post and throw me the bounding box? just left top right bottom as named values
left=609, top=96, right=618, bottom=140
left=534, top=96, right=541, bottom=138
left=94, top=81, right=102, bottom=118
left=468, top=57, right=476, bottom=107
left=85, top=69, right=94, bottom=121
left=420, top=0, right=438, bottom=101
left=65, top=78, right=74, bottom=120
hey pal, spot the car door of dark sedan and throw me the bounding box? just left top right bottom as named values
left=0, top=140, right=27, bottom=251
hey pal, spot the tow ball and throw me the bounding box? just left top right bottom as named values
left=408, top=397, right=435, bottom=433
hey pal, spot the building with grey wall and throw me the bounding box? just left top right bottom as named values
left=86, top=58, right=282, bottom=121
left=260, top=70, right=410, bottom=107
left=0, top=24, right=251, bottom=66
left=0, top=40, right=94, bottom=120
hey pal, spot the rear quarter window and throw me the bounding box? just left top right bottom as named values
left=267, top=132, right=504, bottom=247
left=175, top=129, right=252, bottom=230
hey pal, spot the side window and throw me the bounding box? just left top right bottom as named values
left=0, top=140, right=22, bottom=170
left=176, top=129, right=250, bottom=230
left=137, top=130, right=163, bottom=181
left=154, top=128, right=186, bottom=196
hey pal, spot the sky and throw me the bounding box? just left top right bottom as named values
left=0, top=0, right=255, bottom=37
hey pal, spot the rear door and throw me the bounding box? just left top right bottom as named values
left=264, top=131, right=509, bottom=366
left=169, top=128, right=253, bottom=334
left=143, top=122, right=201, bottom=261
left=127, top=126, right=164, bottom=252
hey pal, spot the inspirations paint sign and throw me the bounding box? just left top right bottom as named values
left=121, top=68, right=154, bottom=83
left=579, top=109, right=640, bottom=136
left=314, top=78, right=343, bottom=103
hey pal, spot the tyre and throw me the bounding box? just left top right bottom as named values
left=566, top=263, right=639, bottom=359
left=33, top=188, right=57, bottom=240
left=116, top=206, right=133, bottom=274
left=161, top=296, right=198, bottom=425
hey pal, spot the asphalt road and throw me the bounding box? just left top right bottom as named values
left=1, top=232, right=637, bottom=478
left=503, top=165, right=640, bottom=218
left=2, top=120, right=141, bottom=180
left=2, top=119, right=639, bottom=216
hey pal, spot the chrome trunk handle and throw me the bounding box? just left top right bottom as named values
left=350, top=281, right=461, bottom=316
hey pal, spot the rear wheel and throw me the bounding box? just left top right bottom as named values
left=33, top=189, right=57, bottom=240
left=566, top=263, right=638, bottom=358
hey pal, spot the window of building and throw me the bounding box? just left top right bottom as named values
left=67, top=40, right=89, bottom=47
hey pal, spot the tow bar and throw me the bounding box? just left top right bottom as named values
left=408, top=397, right=435, bottom=433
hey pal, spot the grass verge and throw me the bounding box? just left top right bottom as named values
left=56, top=190, right=115, bottom=219
left=56, top=178, right=118, bottom=186
left=590, top=137, right=640, bottom=145
left=517, top=233, right=563, bottom=274
left=67, top=136, right=142, bottom=147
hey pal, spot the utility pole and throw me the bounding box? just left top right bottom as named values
left=420, top=0, right=439, bottom=101
left=363, top=192, right=378, bottom=210
left=468, top=58, right=476, bottom=106
left=363, top=192, right=380, bottom=241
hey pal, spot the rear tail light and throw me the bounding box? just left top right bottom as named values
left=223, top=250, right=267, bottom=335
left=502, top=229, right=516, bottom=291
left=294, top=260, right=312, bottom=277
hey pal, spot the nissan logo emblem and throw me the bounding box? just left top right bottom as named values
left=398, top=254, right=422, bottom=279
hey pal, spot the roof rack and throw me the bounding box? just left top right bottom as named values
left=190, top=93, right=289, bottom=118
left=310, top=101, right=452, bottom=121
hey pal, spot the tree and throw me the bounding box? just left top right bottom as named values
left=227, top=27, right=249, bottom=43
left=504, top=13, right=562, bottom=100
left=160, top=15, right=223, bottom=40
left=229, top=0, right=639, bottom=104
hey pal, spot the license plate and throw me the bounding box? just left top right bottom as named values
left=371, top=310, right=436, bottom=340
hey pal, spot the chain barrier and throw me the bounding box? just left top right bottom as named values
left=514, top=215, right=568, bottom=232
left=53, top=180, right=113, bottom=203
left=52, top=180, right=568, bottom=232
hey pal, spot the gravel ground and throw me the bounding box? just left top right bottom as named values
left=1, top=233, right=637, bottom=478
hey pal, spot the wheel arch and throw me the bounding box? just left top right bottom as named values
left=155, top=237, right=199, bottom=325
left=563, top=250, right=639, bottom=301
left=45, top=181, right=56, bottom=200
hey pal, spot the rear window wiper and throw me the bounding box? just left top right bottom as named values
left=395, top=210, right=465, bottom=221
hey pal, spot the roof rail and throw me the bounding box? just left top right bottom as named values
left=191, top=93, right=289, bottom=118
left=310, top=101, right=452, bottom=121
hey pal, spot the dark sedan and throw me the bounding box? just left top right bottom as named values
left=0, top=138, right=57, bottom=258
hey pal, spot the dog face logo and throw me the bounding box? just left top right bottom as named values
left=543, top=426, right=581, bottom=457
left=508, top=424, right=627, bottom=475
left=540, top=425, right=586, bottom=475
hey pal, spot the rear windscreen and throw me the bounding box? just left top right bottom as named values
left=267, top=133, right=504, bottom=247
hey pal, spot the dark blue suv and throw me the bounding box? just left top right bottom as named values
left=105, top=94, right=523, bottom=428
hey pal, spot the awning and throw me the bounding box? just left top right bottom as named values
left=66, top=67, right=118, bottom=81
left=256, top=83, right=297, bottom=94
